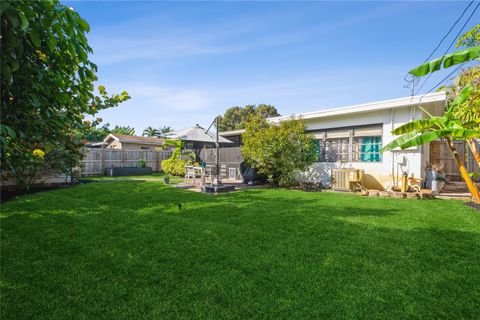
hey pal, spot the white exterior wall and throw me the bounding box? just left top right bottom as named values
left=298, top=100, right=444, bottom=190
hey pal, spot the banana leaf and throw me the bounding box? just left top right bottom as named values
left=381, top=130, right=420, bottom=152
left=409, top=46, right=480, bottom=77
left=391, top=117, right=445, bottom=135
left=387, top=129, right=480, bottom=151
left=445, top=83, right=474, bottom=117
left=393, top=131, right=445, bottom=149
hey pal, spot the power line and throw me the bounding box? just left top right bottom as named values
left=414, top=1, right=480, bottom=95
left=422, top=0, right=474, bottom=63
left=404, top=0, right=475, bottom=95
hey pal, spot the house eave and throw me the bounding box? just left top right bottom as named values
left=269, top=91, right=446, bottom=123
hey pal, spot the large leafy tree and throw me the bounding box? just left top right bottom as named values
left=241, top=115, right=316, bottom=186
left=142, top=127, right=160, bottom=137
left=217, top=104, right=280, bottom=131
left=82, top=122, right=111, bottom=142
left=0, top=1, right=129, bottom=191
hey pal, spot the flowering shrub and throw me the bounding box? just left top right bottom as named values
left=161, top=157, right=192, bottom=176
left=32, top=149, right=45, bottom=158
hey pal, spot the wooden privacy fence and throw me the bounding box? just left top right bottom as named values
left=81, top=149, right=172, bottom=176
left=430, top=140, right=479, bottom=182
left=199, top=147, right=244, bottom=179
left=199, top=147, right=243, bottom=166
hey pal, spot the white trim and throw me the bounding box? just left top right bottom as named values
left=269, top=91, right=446, bottom=123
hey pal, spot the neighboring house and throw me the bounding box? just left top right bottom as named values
left=218, top=129, right=244, bottom=147
left=84, top=141, right=107, bottom=148
left=269, top=91, right=448, bottom=190
left=103, top=134, right=166, bottom=151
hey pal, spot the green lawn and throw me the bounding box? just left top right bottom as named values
left=1, top=180, right=480, bottom=319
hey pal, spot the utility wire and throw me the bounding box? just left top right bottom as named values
left=414, top=1, right=479, bottom=95
left=404, top=0, right=475, bottom=94
left=422, top=0, right=474, bottom=63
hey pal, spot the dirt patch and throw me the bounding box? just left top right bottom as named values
left=465, top=202, right=480, bottom=211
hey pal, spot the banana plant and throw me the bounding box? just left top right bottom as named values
left=409, top=46, right=480, bottom=77
left=162, top=139, right=195, bottom=161
left=382, top=85, right=480, bottom=202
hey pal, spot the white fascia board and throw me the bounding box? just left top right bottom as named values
left=103, top=134, right=119, bottom=144
left=269, top=91, right=446, bottom=123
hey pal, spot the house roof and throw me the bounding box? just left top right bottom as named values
left=219, top=129, right=245, bottom=136
left=103, top=134, right=165, bottom=146
left=165, top=125, right=233, bottom=143
left=269, top=91, right=446, bottom=122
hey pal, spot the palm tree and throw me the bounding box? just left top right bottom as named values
left=142, top=126, right=160, bottom=137
left=111, top=125, right=135, bottom=135
left=159, top=126, right=173, bottom=137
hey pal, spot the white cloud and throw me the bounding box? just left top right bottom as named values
left=122, top=84, right=214, bottom=111
left=88, top=2, right=407, bottom=65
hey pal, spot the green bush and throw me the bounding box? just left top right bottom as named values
left=137, top=159, right=146, bottom=168
left=161, top=157, right=192, bottom=176
left=241, top=115, right=316, bottom=186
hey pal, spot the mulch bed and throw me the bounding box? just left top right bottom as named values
left=465, top=202, right=480, bottom=211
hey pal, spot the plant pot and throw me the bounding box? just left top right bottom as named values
left=163, top=177, right=170, bottom=185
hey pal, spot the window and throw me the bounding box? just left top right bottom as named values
left=312, top=125, right=382, bottom=163
left=325, top=137, right=349, bottom=162
left=352, top=136, right=382, bottom=162
left=140, top=146, right=150, bottom=150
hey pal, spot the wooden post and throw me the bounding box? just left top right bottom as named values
left=100, top=149, right=105, bottom=176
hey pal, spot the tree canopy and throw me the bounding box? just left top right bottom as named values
left=142, top=127, right=160, bottom=137
left=241, top=115, right=316, bottom=186
left=0, top=0, right=129, bottom=191
left=217, top=104, right=280, bottom=132
left=111, top=126, right=135, bottom=136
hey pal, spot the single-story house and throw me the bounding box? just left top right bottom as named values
left=103, top=134, right=166, bottom=151
left=219, top=91, right=474, bottom=190
left=269, top=91, right=448, bottom=190
left=217, top=129, right=244, bottom=147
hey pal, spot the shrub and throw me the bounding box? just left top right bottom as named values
left=241, top=115, right=317, bottom=186
left=161, top=157, right=192, bottom=176
left=137, top=159, right=146, bottom=168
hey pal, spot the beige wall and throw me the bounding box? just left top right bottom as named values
left=107, top=140, right=122, bottom=149
left=108, top=141, right=162, bottom=151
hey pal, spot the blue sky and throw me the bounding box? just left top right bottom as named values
left=66, top=1, right=478, bottom=134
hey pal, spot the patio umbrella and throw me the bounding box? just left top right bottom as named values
left=164, top=125, right=233, bottom=144
left=166, top=123, right=233, bottom=186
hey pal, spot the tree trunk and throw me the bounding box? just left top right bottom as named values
left=466, top=139, right=480, bottom=168
left=446, top=138, right=480, bottom=203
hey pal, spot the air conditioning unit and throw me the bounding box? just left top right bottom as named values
left=331, top=168, right=364, bottom=191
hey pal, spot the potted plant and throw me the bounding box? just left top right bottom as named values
left=163, top=176, right=170, bottom=184
left=425, top=162, right=443, bottom=190
left=436, top=174, right=446, bottom=193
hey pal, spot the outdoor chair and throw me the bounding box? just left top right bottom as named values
left=185, top=165, right=195, bottom=184
left=204, top=166, right=213, bottom=182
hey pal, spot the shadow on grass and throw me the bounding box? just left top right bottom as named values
left=1, top=181, right=480, bottom=319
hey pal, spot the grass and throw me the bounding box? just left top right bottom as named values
left=1, top=179, right=480, bottom=319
